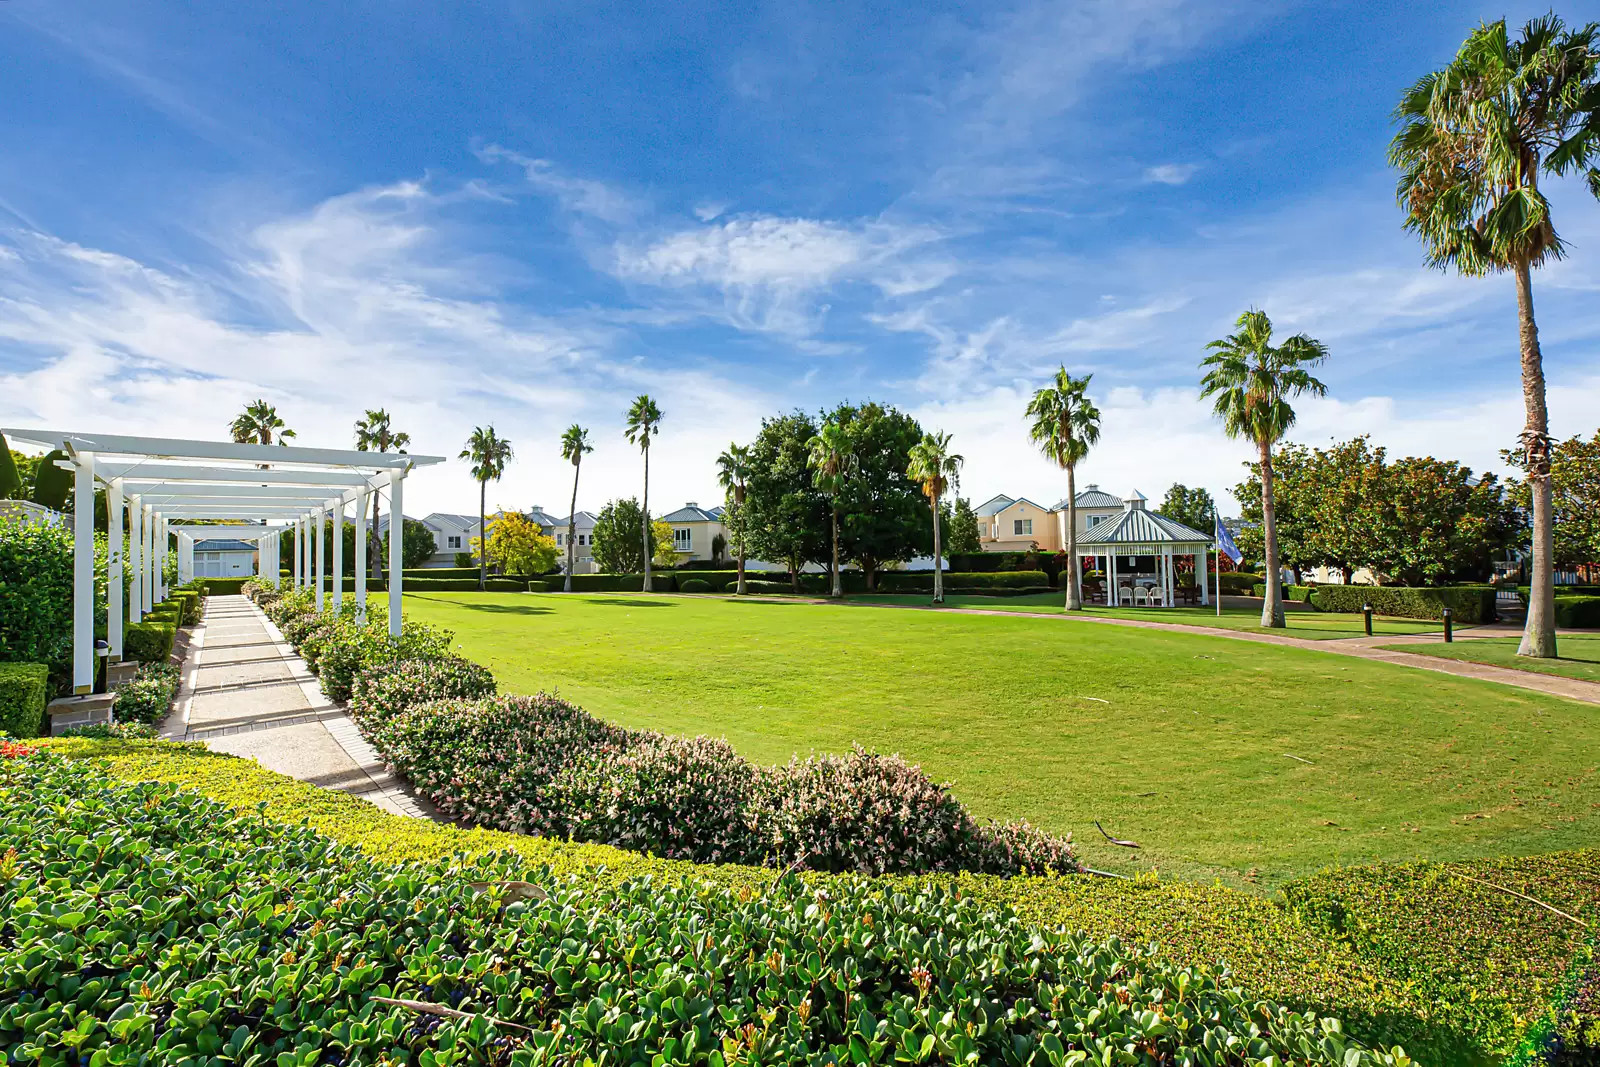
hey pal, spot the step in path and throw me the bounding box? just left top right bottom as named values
left=162, top=595, right=437, bottom=819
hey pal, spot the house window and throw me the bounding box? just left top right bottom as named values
left=1013, top=518, right=1032, bottom=536
left=556, top=533, right=564, bottom=546
left=447, top=535, right=461, bottom=549
left=1088, top=515, right=1101, bottom=527
left=674, top=528, right=692, bottom=549
left=578, top=534, right=588, bottom=546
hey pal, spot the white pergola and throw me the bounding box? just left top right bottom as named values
left=1074, top=493, right=1213, bottom=608
left=3, top=428, right=443, bottom=695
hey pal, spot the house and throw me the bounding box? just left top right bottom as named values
left=974, top=486, right=1127, bottom=554
left=544, top=510, right=599, bottom=574
left=192, top=538, right=258, bottom=578
left=660, top=503, right=731, bottom=565
left=416, top=512, right=480, bottom=566
left=1050, top=485, right=1125, bottom=542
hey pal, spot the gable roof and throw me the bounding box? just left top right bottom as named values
left=1076, top=508, right=1213, bottom=546
left=994, top=496, right=1050, bottom=513
left=661, top=503, right=722, bottom=523
left=194, top=538, right=257, bottom=552
left=422, top=512, right=478, bottom=531
left=975, top=494, right=1014, bottom=517
left=1052, top=484, right=1124, bottom=511
left=526, top=507, right=564, bottom=528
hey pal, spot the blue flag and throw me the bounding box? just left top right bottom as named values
left=1214, top=516, right=1243, bottom=565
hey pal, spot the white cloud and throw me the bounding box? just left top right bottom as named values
left=1143, top=163, right=1199, bottom=186
left=475, top=144, right=642, bottom=225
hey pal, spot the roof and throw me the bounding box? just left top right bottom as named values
left=1076, top=508, right=1213, bottom=547
left=1052, top=484, right=1124, bottom=510
left=423, top=512, right=478, bottom=530
left=194, top=538, right=257, bottom=552
left=975, top=494, right=1013, bottom=517
left=661, top=504, right=723, bottom=522
left=526, top=508, right=564, bottom=528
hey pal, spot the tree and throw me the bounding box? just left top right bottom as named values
left=624, top=396, right=664, bottom=592
left=1200, top=310, right=1328, bottom=628
left=1160, top=484, right=1217, bottom=533
left=460, top=426, right=514, bottom=591
left=740, top=412, right=830, bottom=592
left=382, top=518, right=436, bottom=571
left=591, top=498, right=656, bottom=574
left=945, top=497, right=982, bottom=556
left=716, top=444, right=754, bottom=594
left=1505, top=429, right=1600, bottom=572
left=907, top=431, right=963, bottom=603
left=651, top=519, right=678, bottom=569
left=354, top=409, right=411, bottom=581
left=483, top=512, right=560, bottom=576
left=230, top=400, right=295, bottom=445
left=828, top=402, right=931, bottom=590
left=560, top=425, right=593, bottom=592
left=1026, top=368, right=1101, bottom=610
left=0, top=433, right=21, bottom=499
left=1390, top=14, right=1599, bottom=655
left=807, top=421, right=855, bottom=598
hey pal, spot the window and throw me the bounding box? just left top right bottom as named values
left=447, top=535, right=461, bottom=549
left=674, top=528, right=692, bottom=549
left=1088, top=515, right=1101, bottom=527
left=556, top=533, right=565, bottom=546
left=1013, top=518, right=1032, bottom=536
left=577, top=534, right=588, bottom=546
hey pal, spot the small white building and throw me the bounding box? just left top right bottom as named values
left=417, top=512, right=480, bottom=566
left=192, top=538, right=258, bottom=578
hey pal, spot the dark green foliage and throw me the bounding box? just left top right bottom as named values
left=1251, top=584, right=1316, bottom=603
left=349, top=655, right=497, bottom=730
left=0, top=753, right=1412, bottom=1067
left=378, top=516, right=436, bottom=570
left=744, top=579, right=793, bottom=594
left=170, top=589, right=202, bottom=625
left=29, top=449, right=71, bottom=510
left=877, top=570, right=1049, bottom=593
left=402, top=566, right=485, bottom=579
left=1215, top=572, right=1262, bottom=595
left=304, top=614, right=455, bottom=704
left=0, top=434, right=19, bottom=498
left=591, top=498, right=658, bottom=575
left=741, top=410, right=831, bottom=578
left=1554, top=597, right=1600, bottom=629
left=525, top=579, right=549, bottom=592
left=193, top=576, right=253, bottom=595
left=564, top=572, right=674, bottom=593
left=944, top=497, right=983, bottom=555
left=0, top=517, right=73, bottom=686
left=399, top=577, right=526, bottom=592
left=121, top=622, right=176, bottom=665
left=1309, top=585, right=1496, bottom=622
left=825, top=400, right=933, bottom=587
left=110, top=663, right=180, bottom=725
left=454, top=551, right=477, bottom=567
left=0, top=661, right=48, bottom=737
left=1161, top=483, right=1218, bottom=533
left=679, top=578, right=713, bottom=593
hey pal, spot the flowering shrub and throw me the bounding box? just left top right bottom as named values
left=110, top=662, right=181, bottom=726
left=349, top=655, right=497, bottom=729
left=970, top=817, right=1082, bottom=875
left=0, top=737, right=36, bottom=758
left=58, top=720, right=160, bottom=739
left=314, top=616, right=454, bottom=703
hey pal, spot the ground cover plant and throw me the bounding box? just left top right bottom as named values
left=109, top=661, right=181, bottom=725
left=1, top=749, right=1418, bottom=1067
left=1376, top=634, right=1600, bottom=684
left=373, top=591, right=1600, bottom=885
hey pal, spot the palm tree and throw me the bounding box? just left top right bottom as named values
left=354, top=409, right=410, bottom=581
left=1389, top=15, right=1599, bottom=658
left=459, top=426, right=514, bottom=591
left=716, top=444, right=754, bottom=595
left=623, top=396, right=663, bottom=591
left=229, top=400, right=295, bottom=446
left=907, top=432, right=963, bottom=604
left=1025, top=369, right=1101, bottom=611
left=1200, top=310, right=1328, bottom=629
left=559, top=424, right=593, bottom=592
left=807, top=420, right=855, bottom=598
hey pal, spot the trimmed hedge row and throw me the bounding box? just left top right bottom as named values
left=1309, top=584, right=1496, bottom=623
left=122, top=621, right=175, bottom=665
left=1555, top=596, right=1600, bottom=629
left=193, top=576, right=252, bottom=595
left=1251, top=584, right=1316, bottom=603
left=1215, top=572, right=1263, bottom=595
left=877, top=570, right=1050, bottom=593
left=0, top=661, right=48, bottom=737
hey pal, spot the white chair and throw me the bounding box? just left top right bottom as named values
left=1133, top=585, right=1149, bottom=606
left=1147, top=584, right=1164, bottom=607
left=1117, top=584, right=1132, bottom=606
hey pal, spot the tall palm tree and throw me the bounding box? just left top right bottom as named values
left=459, top=426, right=514, bottom=592
left=623, top=396, right=663, bottom=591
left=354, top=409, right=410, bottom=580
left=559, top=424, right=593, bottom=592
left=716, top=444, right=754, bottom=595
left=807, top=420, right=855, bottom=599
left=1390, top=14, right=1599, bottom=659
left=907, top=432, right=963, bottom=604
left=229, top=400, right=295, bottom=446
left=1200, top=310, right=1328, bottom=629
left=1025, top=369, right=1101, bottom=611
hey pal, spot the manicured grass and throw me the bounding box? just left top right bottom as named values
left=847, top=592, right=1448, bottom=640
left=380, top=591, right=1600, bottom=887
left=1379, top=633, right=1600, bottom=684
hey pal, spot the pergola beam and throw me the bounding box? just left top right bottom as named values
left=4, top=428, right=420, bottom=469
left=104, top=463, right=382, bottom=488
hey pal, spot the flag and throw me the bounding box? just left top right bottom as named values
left=1214, top=517, right=1242, bottom=565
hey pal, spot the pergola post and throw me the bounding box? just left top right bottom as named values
left=128, top=492, right=143, bottom=625
left=331, top=499, right=343, bottom=613
left=300, top=515, right=309, bottom=588
left=388, top=468, right=405, bottom=637
left=178, top=531, right=194, bottom=585
left=314, top=506, right=326, bottom=613
left=72, top=451, right=96, bottom=694
left=143, top=504, right=155, bottom=611
left=354, top=487, right=368, bottom=620
left=107, top=478, right=123, bottom=661
left=1198, top=550, right=1209, bottom=606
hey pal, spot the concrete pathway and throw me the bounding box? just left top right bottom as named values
left=164, top=595, right=435, bottom=818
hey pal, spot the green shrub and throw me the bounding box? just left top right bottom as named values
left=525, top=578, right=549, bottom=592
left=396, top=576, right=528, bottom=592
left=0, top=754, right=1412, bottom=1067
left=678, top=577, right=713, bottom=593
left=745, top=579, right=793, bottom=594
left=169, top=589, right=202, bottom=625
left=193, top=576, right=253, bottom=595
left=1516, top=585, right=1600, bottom=606
left=566, top=573, right=662, bottom=592
left=1215, top=572, right=1262, bottom=595
left=0, top=515, right=72, bottom=681
left=1250, top=583, right=1316, bottom=603
left=402, top=565, right=483, bottom=579
left=110, top=662, right=181, bottom=725
left=453, top=551, right=476, bottom=568
left=121, top=621, right=175, bottom=665
left=1554, top=596, right=1600, bottom=629
left=348, top=655, right=497, bottom=730
left=1309, top=584, right=1496, bottom=622
left=310, top=613, right=455, bottom=703
left=878, top=570, right=1049, bottom=593
left=55, top=720, right=159, bottom=739
left=0, top=661, right=47, bottom=737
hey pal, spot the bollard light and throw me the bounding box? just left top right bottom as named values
left=1362, top=603, right=1373, bottom=637
left=1443, top=608, right=1453, bottom=643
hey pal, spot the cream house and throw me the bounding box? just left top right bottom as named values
left=661, top=503, right=730, bottom=565
left=543, top=510, right=599, bottom=574
left=976, top=485, right=1127, bottom=554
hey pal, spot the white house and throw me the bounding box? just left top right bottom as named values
left=417, top=512, right=480, bottom=566
left=192, top=538, right=258, bottom=578
left=540, top=509, right=599, bottom=574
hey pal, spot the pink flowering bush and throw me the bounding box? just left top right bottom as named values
left=349, top=655, right=496, bottom=730
left=314, top=616, right=454, bottom=703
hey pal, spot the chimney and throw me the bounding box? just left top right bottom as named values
left=686, top=502, right=698, bottom=508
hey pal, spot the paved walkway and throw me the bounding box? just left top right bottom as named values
left=164, top=595, right=435, bottom=818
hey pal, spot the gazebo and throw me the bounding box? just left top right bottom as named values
left=2, top=428, right=443, bottom=701
left=1074, top=491, right=1213, bottom=607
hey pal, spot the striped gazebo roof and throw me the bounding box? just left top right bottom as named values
left=1076, top=507, right=1211, bottom=548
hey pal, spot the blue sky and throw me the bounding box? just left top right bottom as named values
left=2, top=0, right=1597, bottom=516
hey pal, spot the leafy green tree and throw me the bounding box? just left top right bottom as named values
left=592, top=498, right=655, bottom=574
left=560, top=425, right=593, bottom=592
left=381, top=518, right=436, bottom=571
left=31, top=451, right=71, bottom=511
left=827, top=402, right=930, bottom=591
left=807, top=421, right=856, bottom=598
left=1159, top=484, right=1216, bottom=534
left=1026, top=368, right=1101, bottom=610
left=944, top=498, right=982, bottom=556
left=229, top=400, right=295, bottom=445
left=651, top=519, right=678, bottom=569
left=716, top=444, right=754, bottom=594
left=740, top=412, right=829, bottom=591
left=460, top=426, right=514, bottom=591
left=1390, top=14, right=1600, bottom=655
left=0, top=433, right=22, bottom=499
left=1200, top=310, right=1328, bottom=628
left=624, top=396, right=664, bottom=592
left=355, top=409, right=410, bottom=580
left=907, top=432, right=963, bottom=603
left=1505, top=429, right=1600, bottom=571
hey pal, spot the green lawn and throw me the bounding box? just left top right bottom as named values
left=845, top=593, right=1447, bottom=640
left=1379, top=632, right=1600, bottom=683
left=378, top=591, right=1600, bottom=887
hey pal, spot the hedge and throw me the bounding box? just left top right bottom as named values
left=1251, top=583, right=1316, bottom=603
left=122, top=621, right=176, bottom=665
left=1554, top=596, right=1600, bottom=629
left=0, top=661, right=47, bottom=737
left=1214, top=572, right=1263, bottom=595
left=398, top=576, right=527, bottom=592
left=564, top=572, right=670, bottom=593
left=526, top=578, right=549, bottom=592
left=38, top=736, right=1600, bottom=1065
left=0, top=752, right=1413, bottom=1067
left=744, top=579, right=793, bottom=594
left=1308, top=584, right=1496, bottom=622
left=878, top=570, right=1049, bottom=592
left=192, top=576, right=252, bottom=595
left=678, top=577, right=712, bottom=593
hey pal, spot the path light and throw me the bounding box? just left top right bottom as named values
left=1443, top=608, right=1453, bottom=643
left=1363, top=604, right=1373, bottom=637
